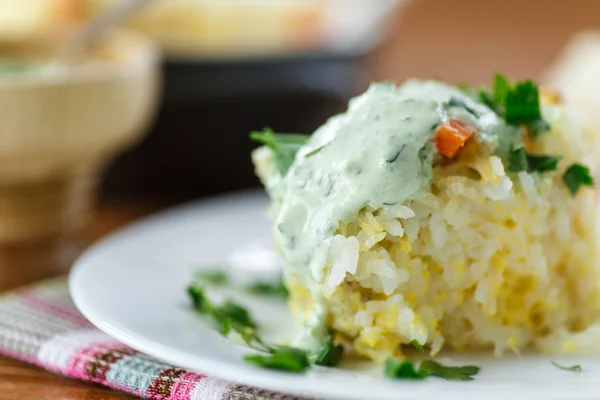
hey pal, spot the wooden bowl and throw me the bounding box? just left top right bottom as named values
left=0, top=31, right=160, bottom=242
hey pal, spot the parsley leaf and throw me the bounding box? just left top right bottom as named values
left=248, top=279, right=289, bottom=299
left=418, top=360, right=480, bottom=381
left=504, top=80, right=542, bottom=124
left=221, top=318, right=272, bottom=353
left=314, top=334, right=344, bottom=367
left=507, top=143, right=529, bottom=173
left=563, top=163, right=595, bottom=196
left=195, top=270, right=229, bottom=286
left=305, top=145, right=325, bottom=158
left=526, top=154, right=562, bottom=173
left=384, top=358, right=426, bottom=380
left=507, top=143, right=561, bottom=173
left=215, top=300, right=257, bottom=329
left=482, top=75, right=550, bottom=138
left=187, top=284, right=270, bottom=352
left=552, top=361, right=582, bottom=372
left=250, top=128, right=310, bottom=175
left=187, top=285, right=215, bottom=314
left=411, top=339, right=425, bottom=353
left=244, top=346, right=310, bottom=372
left=493, top=74, right=511, bottom=105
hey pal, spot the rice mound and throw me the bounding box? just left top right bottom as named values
left=278, top=104, right=600, bottom=362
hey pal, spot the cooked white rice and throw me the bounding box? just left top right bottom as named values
left=254, top=93, right=600, bottom=363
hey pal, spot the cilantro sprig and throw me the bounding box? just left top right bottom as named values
left=419, top=360, right=480, bottom=381
left=552, top=361, right=582, bottom=372
left=385, top=358, right=479, bottom=381
left=314, top=333, right=344, bottom=367
left=187, top=284, right=271, bottom=353
left=384, top=358, right=425, bottom=380
left=507, top=143, right=562, bottom=174
left=563, top=163, right=595, bottom=196
left=250, top=128, right=310, bottom=175
left=481, top=74, right=549, bottom=138
left=244, top=346, right=310, bottom=372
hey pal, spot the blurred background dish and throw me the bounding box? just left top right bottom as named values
left=5, top=0, right=600, bottom=205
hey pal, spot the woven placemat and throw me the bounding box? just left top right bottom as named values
left=0, top=277, right=313, bottom=400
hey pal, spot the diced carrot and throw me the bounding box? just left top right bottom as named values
left=433, top=119, right=479, bottom=158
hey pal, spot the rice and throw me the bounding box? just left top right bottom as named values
left=253, top=82, right=600, bottom=363
left=282, top=127, right=600, bottom=363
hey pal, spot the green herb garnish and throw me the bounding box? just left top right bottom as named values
left=314, top=334, right=344, bottom=367
left=305, top=145, right=325, bottom=158
left=507, top=143, right=529, bottom=173
left=250, top=128, right=310, bottom=175
left=552, top=361, right=582, bottom=372
left=385, top=358, right=479, bottom=381
left=504, top=80, right=542, bottom=124
left=248, top=279, right=289, bottom=299
left=482, top=74, right=549, bottom=138
left=525, top=154, right=562, bottom=173
left=507, top=143, right=561, bottom=173
left=244, top=346, right=310, bottom=372
left=187, top=285, right=215, bottom=314
left=418, top=360, right=480, bottom=381
left=187, top=284, right=269, bottom=352
left=447, top=97, right=479, bottom=117
left=384, top=358, right=426, bottom=380
left=563, top=163, right=595, bottom=196
left=493, top=74, right=511, bottom=105
left=411, top=339, right=425, bottom=353
left=195, top=270, right=229, bottom=286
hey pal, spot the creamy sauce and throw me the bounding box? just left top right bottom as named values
left=270, top=80, right=520, bottom=351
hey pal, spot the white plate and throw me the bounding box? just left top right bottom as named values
left=70, top=190, right=600, bottom=400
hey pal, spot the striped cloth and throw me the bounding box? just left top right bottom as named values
left=0, top=277, right=310, bottom=400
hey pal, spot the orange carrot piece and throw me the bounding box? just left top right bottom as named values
left=433, top=119, right=479, bottom=158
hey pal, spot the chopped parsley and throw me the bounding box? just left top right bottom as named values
left=480, top=74, right=549, bottom=138
left=411, top=339, right=425, bottom=353
left=504, top=80, right=542, bottom=124
left=493, top=74, right=511, bottom=105
left=244, top=346, right=310, bottom=372
left=305, top=145, right=325, bottom=158
left=384, top=358, right=425, bottom=380
left=314, top=333, right=344, bottom=367
left=418, top=360, right=480, bottom=381
left=507, top=143, right=561, bottom=174
left=250, top=128, right=310, bottom=175
left=563, top=163, right=595, bottom=196
left=552, top=361, right=582, bottom=372
left=195, top=270, right=229, bottom=286
left=248, top=279, right=289, bottom=299
left=525, top=154, right=562, bottom=173
left=385, top=358, right=480, bottom=381
left=187, top=284, right=270, bottom=352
